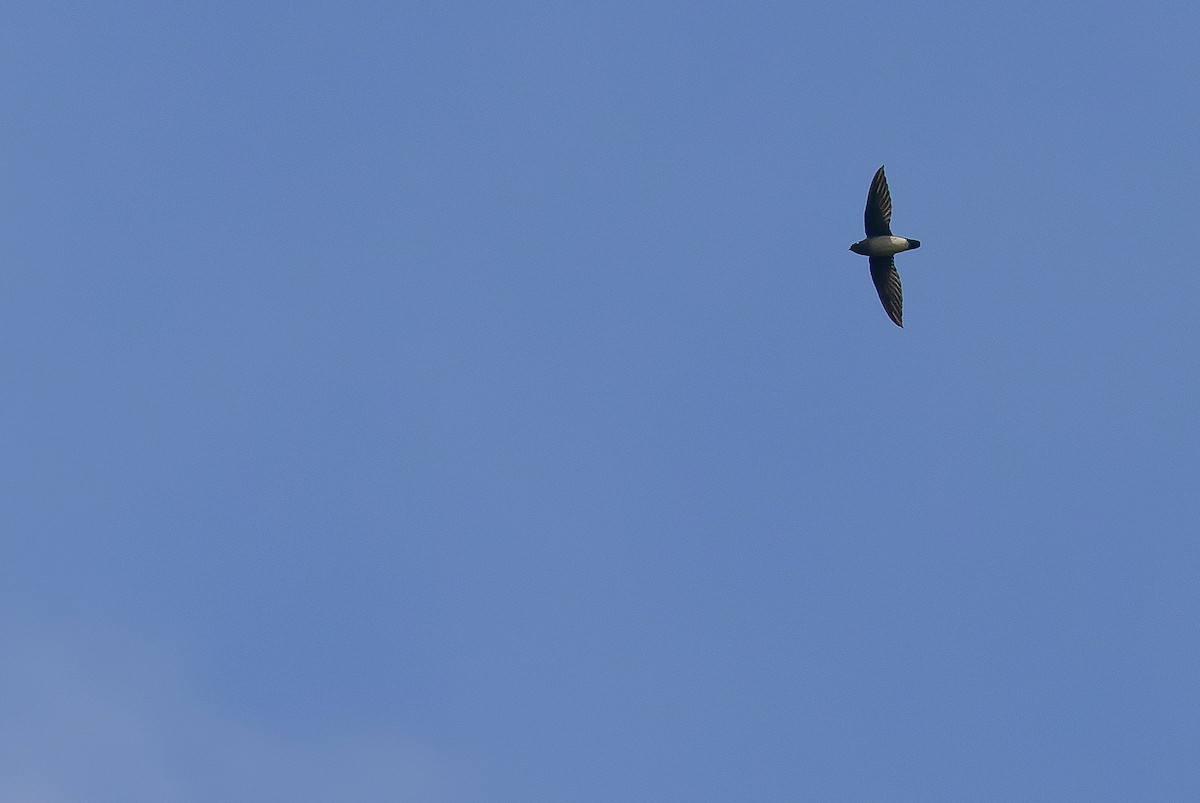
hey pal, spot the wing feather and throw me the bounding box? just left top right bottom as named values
left=869, top=256, right=903, bottom=327
left=864, top=165, right=892, bottom=237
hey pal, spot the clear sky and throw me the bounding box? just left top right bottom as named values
left=2, top=2, right=1197, bottom=800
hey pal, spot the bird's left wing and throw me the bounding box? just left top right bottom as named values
left=864, top=165, right=892, bottom=237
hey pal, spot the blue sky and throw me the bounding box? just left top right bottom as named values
left=2, top=2, right=1198, bottom=800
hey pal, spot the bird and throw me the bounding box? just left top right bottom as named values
left=849, top=166, right=921, bottom=327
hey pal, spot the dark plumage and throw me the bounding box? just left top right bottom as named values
left=848, top=166, right=921, bottom=328
left=864, top=165, right=892, bottom=238
left=869, top=256, right=903, bottom=328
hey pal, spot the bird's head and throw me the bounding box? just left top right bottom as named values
left=849, top=241, right=866, bottom=255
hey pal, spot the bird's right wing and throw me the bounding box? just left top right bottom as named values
left=864, top=165, right=892, bottom=237
left=869, top=256, right=903, bottom=327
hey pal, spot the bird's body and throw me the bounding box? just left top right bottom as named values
left=849, top=235, right=920, bottom=258
left=849, top=166, right=921, bottom=327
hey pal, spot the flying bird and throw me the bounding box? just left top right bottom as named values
left=849, top=166, right=921, bottom=327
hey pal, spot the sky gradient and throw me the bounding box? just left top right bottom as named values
left=2, top=2, right=1198, bottom=800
